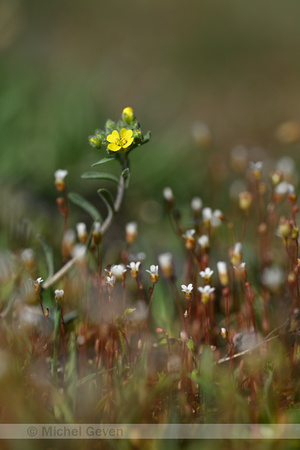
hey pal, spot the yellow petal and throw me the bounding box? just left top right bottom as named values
left=123, top=137, right=134, bottom=148
left=108, top=143, right=121, bottom=151
left=107, top=130, right=119, bottom=143
left=120, top=128, right=132, bottom=139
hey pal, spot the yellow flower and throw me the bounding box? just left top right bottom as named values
left=107, top=128, right=134, bottom=152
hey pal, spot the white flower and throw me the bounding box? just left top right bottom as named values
left=181, top=283, right=193, bottom=294
left=54, top=289, right=64, bottom=299
left=249, top=161, right=263, bottom=171
left=191, top=197, right=203, bottom=212
left=202, top=207, right=213, bottom=222
left=127, top=261, right=141, bottom=278
left=198, top=235, right=210, bottom=250
left=111, top=264, right=127, bottom=280
left=54, top=169, right=68, bottom=182
left=146, top=265, right=159, bottom=284
left=35, top=277, right=43, bottom=285
left=163, top=187, right=174, bottom=201
left=211, top=209, right=223, bottom=228
left=198, top=285, right=215, bottom=295
left=274, top=181, right=295, bottom=195
left=198, top=285, right=215, bottom=304
left=182, top=229, right=196, bottom=239
left=106, top=275, right=116, bottom=287
left=199, top=268, right=214, bottom=280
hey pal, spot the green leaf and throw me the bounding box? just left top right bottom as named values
left=68, top=192, right=102, bottom=222
left=81, top=172, right=119, bottom=183
left=37, top=235, right=54, bottom=280
left=97, top=188, right=115, bottom=219
left=91, top=156, right=115, bottom=167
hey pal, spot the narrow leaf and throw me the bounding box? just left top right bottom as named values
left=37, top=235, right=54, bottom=280
left=81, top=172, right=119, bottom=183
left=91, top=156, right=115, bottom=167
left=68, top=192, right=102, bottom=222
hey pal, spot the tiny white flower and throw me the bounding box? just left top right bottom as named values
left=202, top=207, right=212, bottom=222
left=35, top=277, right=43, bottom=285
left=198, top=235, right=210, bottom=250
left=191, top=197, right=203, bottom=212
left=198, top=285, right=215, bottom=304
left=127, top=261, right=141, bottom=271
left=163, top=187, right=174, bottom=201
left=106, top=275, right=116, bottom=287
left=274, top=181, right=295, bottom=195
left=146, top=265, right=159, bottom=284
left=127, top=261, right=141, bottom=278
left=198, top=285, right=215, bottom=295
left=211, top=210, right=223, bottom=228
left=111, top=264, right=127, bottom=280
left=54, top=169, right=68, bottom=182
left=249, top=161, right=263, bottom=171
left=182, top=229, right=196, bottom=239
left=199, top=267, right=214, bottom=280
left=181, top=283, right=193, bottom=294
left=146, top=264, right=159, bottom=274
left=54, top=289, right=64, bottom=299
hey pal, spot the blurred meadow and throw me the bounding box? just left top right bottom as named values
left=2, top=0, right=300, bottom=449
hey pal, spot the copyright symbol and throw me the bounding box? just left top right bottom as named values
left=27, top=426, right=38, bottom=437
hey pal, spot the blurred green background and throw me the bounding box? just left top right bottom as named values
left=1, top=0, right=300, bottom=257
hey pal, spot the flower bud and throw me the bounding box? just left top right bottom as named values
left=220, top=327, right=228, bottom=339
left=182, top=229, right=196, bottom=250
left=158, top=252, right=173, bottom=278
left=92, top=222, right=102, bottom=245
left=198, top=235, right=210, bottom=252
left=230, top=242, right=242, bottom=266
left=125, top=222, right=138, bottom=245
left=278, top=217, right=292, bottom=239
left=76, top=222, right=88, bottom=244
left=122, top=107, right=135, bottom=125
left=217, top=261, right=230, bottom=287
left=89, top=135, right=103, bottom=149
left=163, top=187, right=174, bottom=208
left=54, top=169, right=68, bottom=192
left=239, top=191, right=253, bottom=211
